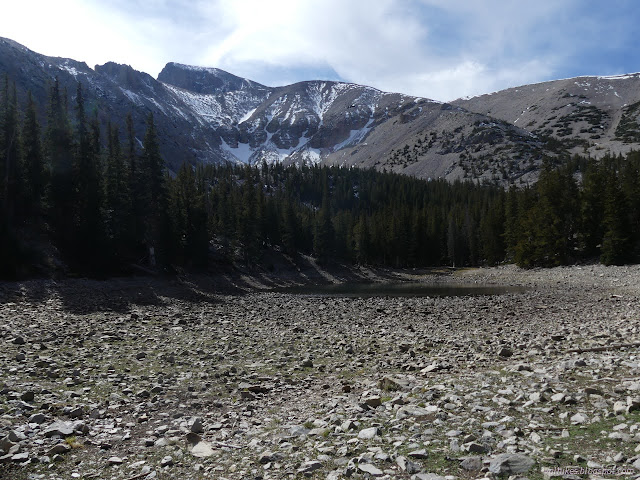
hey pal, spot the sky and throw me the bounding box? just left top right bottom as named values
left=2, top=0, right=640, bottom=102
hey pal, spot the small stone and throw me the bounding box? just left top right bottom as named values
left=297, top=460, right=322, bottom=474
left=378, top=376, right=410, bottom=391
left=489, top=453, right=535, bottom=475
left=107, top=456, right=123, bottom=465
left=498, top=347, right=513, bottom=357
left=47, top=444, right=71, bottom=456
left=396, top=405, right=438, bottom=420
left=613, top=401, right=627, bottom=414
left=258, top=451, right=275, bottom=464
left=358, top=427, right=379, bottom=439
left=28, top=413, right=46, bottom=424
left=408, top=449, right=429, bottom=459
left=20, top=391, right=35, bottom=402
left=571, top=413, right=588, bottom=424
left=460, top=456, right=483, bottom=471
left=160, top=456, right=174, bottom=467
left=301, top=358, right=314, bottom=368
left=44, top=421, right=75, bottom=438
left=358, top=463, right=384, bottom=476
left=191, top=441, right=215, bottom=458
left=189, top=416, right=204, bottom=434
left=467, top=442, right=489, bottom=453
left=11, top=452, right=29, bottom=463
left=414, top=474, right=446, bottom=480
left=363, top=396, right=382, bottom=408
left=240, top=390, right=256, bottom=400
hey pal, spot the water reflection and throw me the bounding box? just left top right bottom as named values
left=275, top=282, right=527, bottom=298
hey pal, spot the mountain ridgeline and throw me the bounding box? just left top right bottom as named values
left=2, top=37, right=640, bottom=276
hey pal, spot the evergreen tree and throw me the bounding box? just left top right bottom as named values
left=601, top=175, right=631, bottom=265
left=21, top=91, right=44, bottom=217
left=313, top=172, right=334, bottom=263
left=104, top=122, right=132, bottom=264
left=139, top=113, right=167, bottom=266
left=74, top=84, right=105, bottom=269
left=45, top=77, right=75, bottom=253
left=1, top=78, right=22, bottom=227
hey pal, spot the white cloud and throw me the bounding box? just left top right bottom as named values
left=1, top=0, right=626, bottom=101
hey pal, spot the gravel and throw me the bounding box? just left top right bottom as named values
left=1, top=264, right=640, bottom=479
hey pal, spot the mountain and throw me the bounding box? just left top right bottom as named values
left=453, top=73, right=640, bottom=159
left=2, top=37, right=639, bottom=184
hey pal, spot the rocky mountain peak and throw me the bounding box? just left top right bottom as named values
left=158, top=62, right=267, bottom=94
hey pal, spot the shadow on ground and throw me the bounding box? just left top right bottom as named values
left=0, top=251, right=449, bottom=314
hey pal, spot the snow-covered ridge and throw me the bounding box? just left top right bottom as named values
left=162, top=82, right=269, bottom=127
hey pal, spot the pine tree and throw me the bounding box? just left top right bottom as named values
left=1, top=78, right=22, bottom=227
left=601, top=175, right=631, bottom=265
left=579, top=160, right=606, bottom=258
left=21, top=91, right=44, bottom=217
left=105, top=122, right=132, bottom=264
left=313, top=172, right=334, bottom=263
left=45, top=77, right=75, bottom=252
left=74, top=83, right=105, bottom=269
left=139, top=113, right=167, bottom=266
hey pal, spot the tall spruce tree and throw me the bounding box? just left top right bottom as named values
left=105, top=123, right=132, bottom=264
left=22, top=91, right=44, bottom=217
left=601, top=174, right=631, bottom=265
left=140, top=113, right=167, bottom=266
left=74, top=83, right=105, bottom=268
left=45, top=77, right=75, bottom=253
left=1, top=78, right=21, bottom=228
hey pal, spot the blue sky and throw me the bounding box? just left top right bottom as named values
left=2, top=0, right=640, bottom=101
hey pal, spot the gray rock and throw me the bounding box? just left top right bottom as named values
left=44, top=421, right=75, bottom=438
left=28, top=413, right=46, bottom=424
left=191, top=441, right=215, bottom=458
left=47, top=443, right=71, bottom=456
left=467, top=442, right=489, bottom=453
left=289, top=425, right=310, bottom=436
left=614, top=401, right=628, bottom=414
left=297, top=460, right=322, bottom=473
left=363, top=396, right=382, bottom=408
left=11, top=452, right=29, bottom=463
left=0, top=436, right=15, bottom=454
left=189, top=416, right=204, bottom=433
left=358, top=463, right=384, bottom=476
left=414, top=474, right=446, bottom=480
left=107, top=456, right=123, bottom=465
left=408, top=449, right=429, bottom=459
left=258, top=451, right=275, bottom=464
left=358, top=426, right=379, bottom=439
left=160, top=456, right=174, bottom=467
left=396, top=405, right=438, bottom=420
left=498, top=347, right=513, bottom=357
left=378, top=375, right=411, bottom=391
left=460, top=456, right=483, bottom=471
left=489, top=453, right=535, bottom=475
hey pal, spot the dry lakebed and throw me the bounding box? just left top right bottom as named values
left=1, top=264, right=640, bottom=480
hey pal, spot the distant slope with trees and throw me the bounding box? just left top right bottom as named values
left=2, top=75, right=640, bottom=279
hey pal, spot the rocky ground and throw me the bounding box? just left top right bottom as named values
left=2, top=264, right=640, bottom=480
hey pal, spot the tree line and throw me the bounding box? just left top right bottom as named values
left=1, top=75, right=639, bottom=278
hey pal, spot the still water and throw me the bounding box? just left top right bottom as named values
left=275, top=282, right=527, bottom=298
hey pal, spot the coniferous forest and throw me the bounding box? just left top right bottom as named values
left=2, top=76, right=640, bottom=279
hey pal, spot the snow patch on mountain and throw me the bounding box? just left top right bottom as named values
left=220, top=138, right=254, bottom=164
left=333, top=118, right=374, bottom=151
